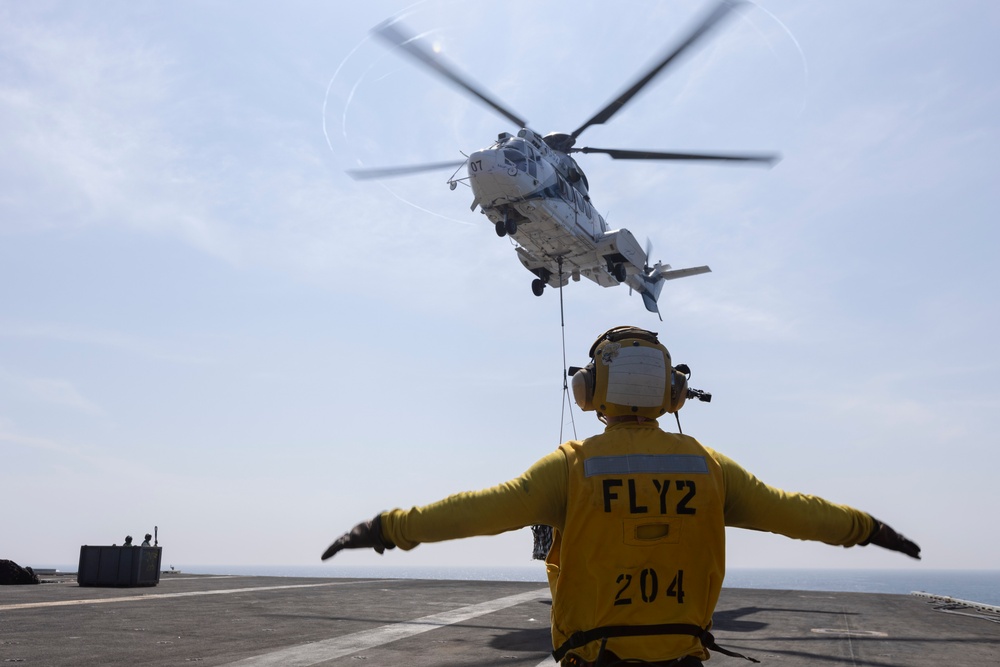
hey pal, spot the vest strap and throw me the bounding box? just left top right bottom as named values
left=552, top=624, right=759, bottom=664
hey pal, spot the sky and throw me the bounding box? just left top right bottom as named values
left=1, top=0, right=998, bottom=575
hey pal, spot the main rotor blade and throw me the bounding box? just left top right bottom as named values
left=569, top=0, right=743, bottom=142
left=346, top=159, right=467, bottom=180
left=373, top=20, right=528, bottom=129
left=576, top=146, right=780, bottom=166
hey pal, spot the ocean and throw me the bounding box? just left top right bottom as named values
left=162, top=565, right=1000, bottom=607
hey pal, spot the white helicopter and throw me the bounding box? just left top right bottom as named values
left=347, top=0, right=779, bottom=317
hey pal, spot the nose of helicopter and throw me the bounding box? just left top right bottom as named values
left=467, top=147, right=535, bottom=203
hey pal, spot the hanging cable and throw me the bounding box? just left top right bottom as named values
left=536, top=256, right=573, bottom=563
left=558, top=256, right=577, bottom=442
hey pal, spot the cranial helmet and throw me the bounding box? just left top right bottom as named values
left=570, top=326, right=688, bottom=418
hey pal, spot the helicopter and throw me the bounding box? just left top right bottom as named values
left=346, top=0, right=779, bottom=317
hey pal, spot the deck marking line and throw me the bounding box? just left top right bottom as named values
left=0, top=580, right=381, bottom=611
left=224, top=587, right=551, bottom=667
left=842, top=610, right=858, bottom=666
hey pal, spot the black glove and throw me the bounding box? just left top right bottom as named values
left=864, top=517, right=921, bottom=560
left=321, top=514, right=395, bottom=561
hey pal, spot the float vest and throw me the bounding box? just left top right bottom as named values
left=547, top=423, right=727, bottom=664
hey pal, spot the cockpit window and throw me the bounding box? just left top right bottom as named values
left=504, top=139, right=536, bottom=177
left=504, top=147, right=527, bottom=171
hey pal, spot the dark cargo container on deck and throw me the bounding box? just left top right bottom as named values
left=77, top=545, right=162, bottom=587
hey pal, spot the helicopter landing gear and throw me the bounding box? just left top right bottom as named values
left=613, top=262, right=627, bottom=282
left=495, top=215, right=518, bottom=237
left=531, top=269, right=551, bottom=297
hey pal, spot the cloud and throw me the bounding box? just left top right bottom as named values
left=0, top=428, right=80, bottom=456
left=0, top=8, right=177, bottom=227
left=0, top=320, right=215, bottom=365
left=25, top=377, right=103, bottom=415
left=0, top=361, right=99, bottom=414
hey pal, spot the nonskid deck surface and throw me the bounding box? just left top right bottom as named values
left=1, top=574, right=997, bottom=666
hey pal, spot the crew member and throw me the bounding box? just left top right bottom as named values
left=322, top=326, right=920, bottom=666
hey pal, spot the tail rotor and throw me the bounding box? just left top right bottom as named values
left=638, top=238, right=666, bottom=319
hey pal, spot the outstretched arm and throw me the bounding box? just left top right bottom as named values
left=321, top=449, right=567, bottom=560
left=712, top=448, right=920, bottom=559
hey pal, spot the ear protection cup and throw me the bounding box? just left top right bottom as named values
left=668, top=368, right=688, bottom=414
left=570, top=364, right=595, bottom=411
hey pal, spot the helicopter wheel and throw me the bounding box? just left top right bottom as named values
left=531, top=278, right=545, bottom=297
left=505, top=218, right=518, bottom=236
left=495, top=220, right=507, bottom=237
left=613, top=263, right=627, bottom=282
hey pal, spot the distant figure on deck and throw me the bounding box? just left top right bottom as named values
left=321, top=326, right=920, bottom=667
left=123, top=535, right=133, bottom=547
left=141, top=534, right=152, bottom=547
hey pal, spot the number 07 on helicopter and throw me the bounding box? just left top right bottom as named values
left=347, top=0, right=780, bottom=318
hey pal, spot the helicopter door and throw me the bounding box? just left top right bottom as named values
left=557, top=177, right=582, bottom=233
left=573, top=189, right=595, bottom=236
left=582, top=197, right=599, bottom=237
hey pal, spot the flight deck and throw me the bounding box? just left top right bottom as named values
left=1, top=574, right=997, bottom=666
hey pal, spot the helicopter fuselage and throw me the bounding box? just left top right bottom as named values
left=465, top=129, right=649, bottom=295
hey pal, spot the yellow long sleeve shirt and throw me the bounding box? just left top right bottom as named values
left=381, top=422, right=874, bottom=549
left=380, top=422, right=875, bottom=662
